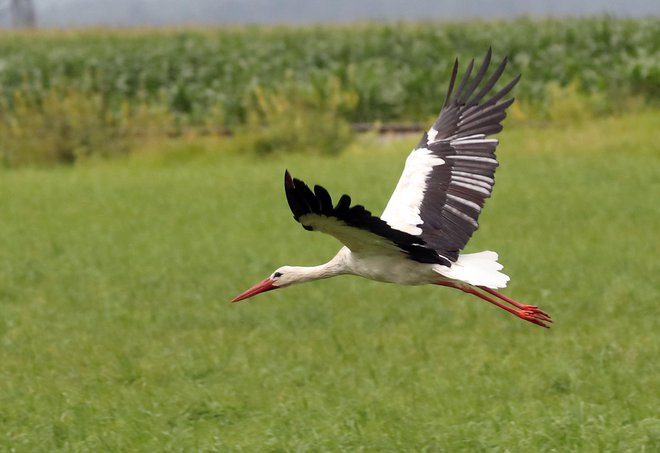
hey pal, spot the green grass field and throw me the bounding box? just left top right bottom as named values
left=0, top=111, right=658, bottom=451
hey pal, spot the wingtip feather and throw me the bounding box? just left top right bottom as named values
left=284, top=169, right=294, bottom=188
left=443, top=58, right=460, bottom=108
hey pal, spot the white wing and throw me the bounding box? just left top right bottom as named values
left=381, top=48, right=520, bottom=262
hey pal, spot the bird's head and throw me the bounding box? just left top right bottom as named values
left=231, top=266, right=301, bottom=303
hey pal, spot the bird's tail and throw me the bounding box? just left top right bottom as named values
left=434, top=251, right=510, bottom=288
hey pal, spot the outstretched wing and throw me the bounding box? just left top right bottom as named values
left=381, top=48, right=520, bottom=262
left=284, top=170, right=451, bottom=266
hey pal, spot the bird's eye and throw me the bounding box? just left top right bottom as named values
left=273, top=272, right=283, bottom=278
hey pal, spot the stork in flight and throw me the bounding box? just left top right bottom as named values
left=232, top=49, right=553, bottom=328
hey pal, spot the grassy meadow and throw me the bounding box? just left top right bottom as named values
left=0, top=110, right=658, bottom=450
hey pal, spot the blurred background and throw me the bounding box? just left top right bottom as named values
left=1, top=0, right=659, bottom=27
left=0, top=1, right=658, bottom=451
left=0, top=1, right=658, bottom=164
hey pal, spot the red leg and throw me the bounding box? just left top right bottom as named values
left=478, top=286, right=552, bottom=319
left=435, top=282, right=552, bottom=328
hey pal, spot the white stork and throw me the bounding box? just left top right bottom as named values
left=232, top=49, right=553, bottom=328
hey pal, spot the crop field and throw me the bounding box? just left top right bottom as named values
left=0, top=17, right=658, bottom=128
left=0, top=17, right=658, bottom=167
left=0, top=109, right=658, bottom=450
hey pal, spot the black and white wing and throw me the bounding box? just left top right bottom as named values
left=381, top=48, right=520, bottom=263
left=284, top=170, right=450, bottom=265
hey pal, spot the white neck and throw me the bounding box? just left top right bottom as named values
left=279, top=249, right=351, bottom=286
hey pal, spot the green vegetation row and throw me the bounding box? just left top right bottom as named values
left=1, top=17, right=658, bottom=124
left=0, top=16, right=658, bottom=165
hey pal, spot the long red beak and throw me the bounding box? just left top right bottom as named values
left=231, top=278, right=277, bottom=303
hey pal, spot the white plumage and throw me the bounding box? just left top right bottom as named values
left=381, top=147, right=445, bottom=235
left=438, top=251, right=509, bottom=289
left=232, top=49, right=552, bottom=328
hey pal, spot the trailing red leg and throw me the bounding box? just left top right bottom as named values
left=478, top=286, right=552, bottom=321
left=435, top=281, right=553, bottom=328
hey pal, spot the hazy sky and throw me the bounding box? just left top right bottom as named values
left=3, top=0, right=659, bottom=27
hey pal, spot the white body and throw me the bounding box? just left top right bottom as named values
left=340, top=246, right=508, bottom=287
left=277, top=247, right=509, bottom=289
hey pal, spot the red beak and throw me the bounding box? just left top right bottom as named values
left=231, top=278, right=277, bottom=303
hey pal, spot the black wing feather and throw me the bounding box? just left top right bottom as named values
left=468, top=55, right=508, bottom=105
left=459, top=48, right=492, bottom=104
left=284, top=171, right=450, bottom=265
left=453, top=58, right=474, bottom=102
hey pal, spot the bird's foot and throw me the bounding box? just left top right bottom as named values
left=515, top=306, right=553, bottom=328
left=476, top=286, right=553, bottom=329
left=519, top=304, right=552, bottom=319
